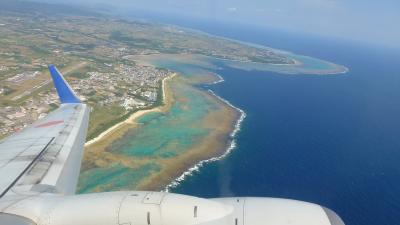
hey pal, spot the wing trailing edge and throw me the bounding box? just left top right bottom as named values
left=48, top=65, right=81, bottom=104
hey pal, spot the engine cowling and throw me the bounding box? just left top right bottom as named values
left=0, top=191, right=344, bottom=225
left=212, top=197, right=344, bottom=225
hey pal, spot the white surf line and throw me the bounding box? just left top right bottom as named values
left=211, top=73, right=225, bottom=84
left=164, top=88, right=246, bottom=192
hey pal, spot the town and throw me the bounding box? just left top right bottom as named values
left=0, top=6, right=293, bottom=139
left=0, top=63, right=171, bottom=138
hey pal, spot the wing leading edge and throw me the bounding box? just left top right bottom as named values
left=0, top=65, right=89, bottom=197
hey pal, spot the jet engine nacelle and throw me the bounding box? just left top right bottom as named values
left=212, top=197, right=344, bottom=225
left=0, top=191, right=344, bottom=225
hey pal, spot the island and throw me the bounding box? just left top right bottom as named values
left=0, top=1, right=348, bottom=192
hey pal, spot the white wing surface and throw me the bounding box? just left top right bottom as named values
left=0, top=65, right=89, bottom=197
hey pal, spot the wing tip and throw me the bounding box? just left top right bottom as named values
left=48, top=65, right=81, bottom=104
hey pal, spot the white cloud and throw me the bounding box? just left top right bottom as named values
left=227, top=7, right=237, bottom=12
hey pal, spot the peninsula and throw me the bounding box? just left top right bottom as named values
left=0, top=1, right=348, bottom=192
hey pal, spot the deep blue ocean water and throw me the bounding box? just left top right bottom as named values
left=166, top=23, right=400, bottom=225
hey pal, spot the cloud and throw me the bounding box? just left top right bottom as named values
left=227, top=7, right=237, bottom=12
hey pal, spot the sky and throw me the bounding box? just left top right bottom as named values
left=35, top=0, right=400, bottom=49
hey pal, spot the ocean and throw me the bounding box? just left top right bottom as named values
left=164, top=22, right=400, bottom=225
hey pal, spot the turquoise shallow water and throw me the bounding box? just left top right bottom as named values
left=78, top=47, right=346, bottom=193
left=109, top=81, right=213, bottom=158
left=141, top=53, right=346, bottom=76
left=79, top=163, right=161, bottom=193
left=78, top=69, right=224, bottom=192
left=164, top=23, right=400, bottom=225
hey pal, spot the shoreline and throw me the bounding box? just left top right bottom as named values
left=129, top=53, right=349, bottom=75
left=164, top=88, right=246, bottom=192
left=82, top=64, right=246, bottom=192
left=80, top=65, right=244, bottom=193
left=79, top=71, right=241, bottom=193
left=210, top=72, right=225, bottom=84
left=85, top=73, right=176, bottom=147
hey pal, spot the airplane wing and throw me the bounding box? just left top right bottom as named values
left=0, top=65, right=89, bottom=197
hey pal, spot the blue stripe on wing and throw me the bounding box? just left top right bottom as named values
left=48, top=65, right=81, bottom=104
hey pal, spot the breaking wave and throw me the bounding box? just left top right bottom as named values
left=164, top=86, right=246, bottom=192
